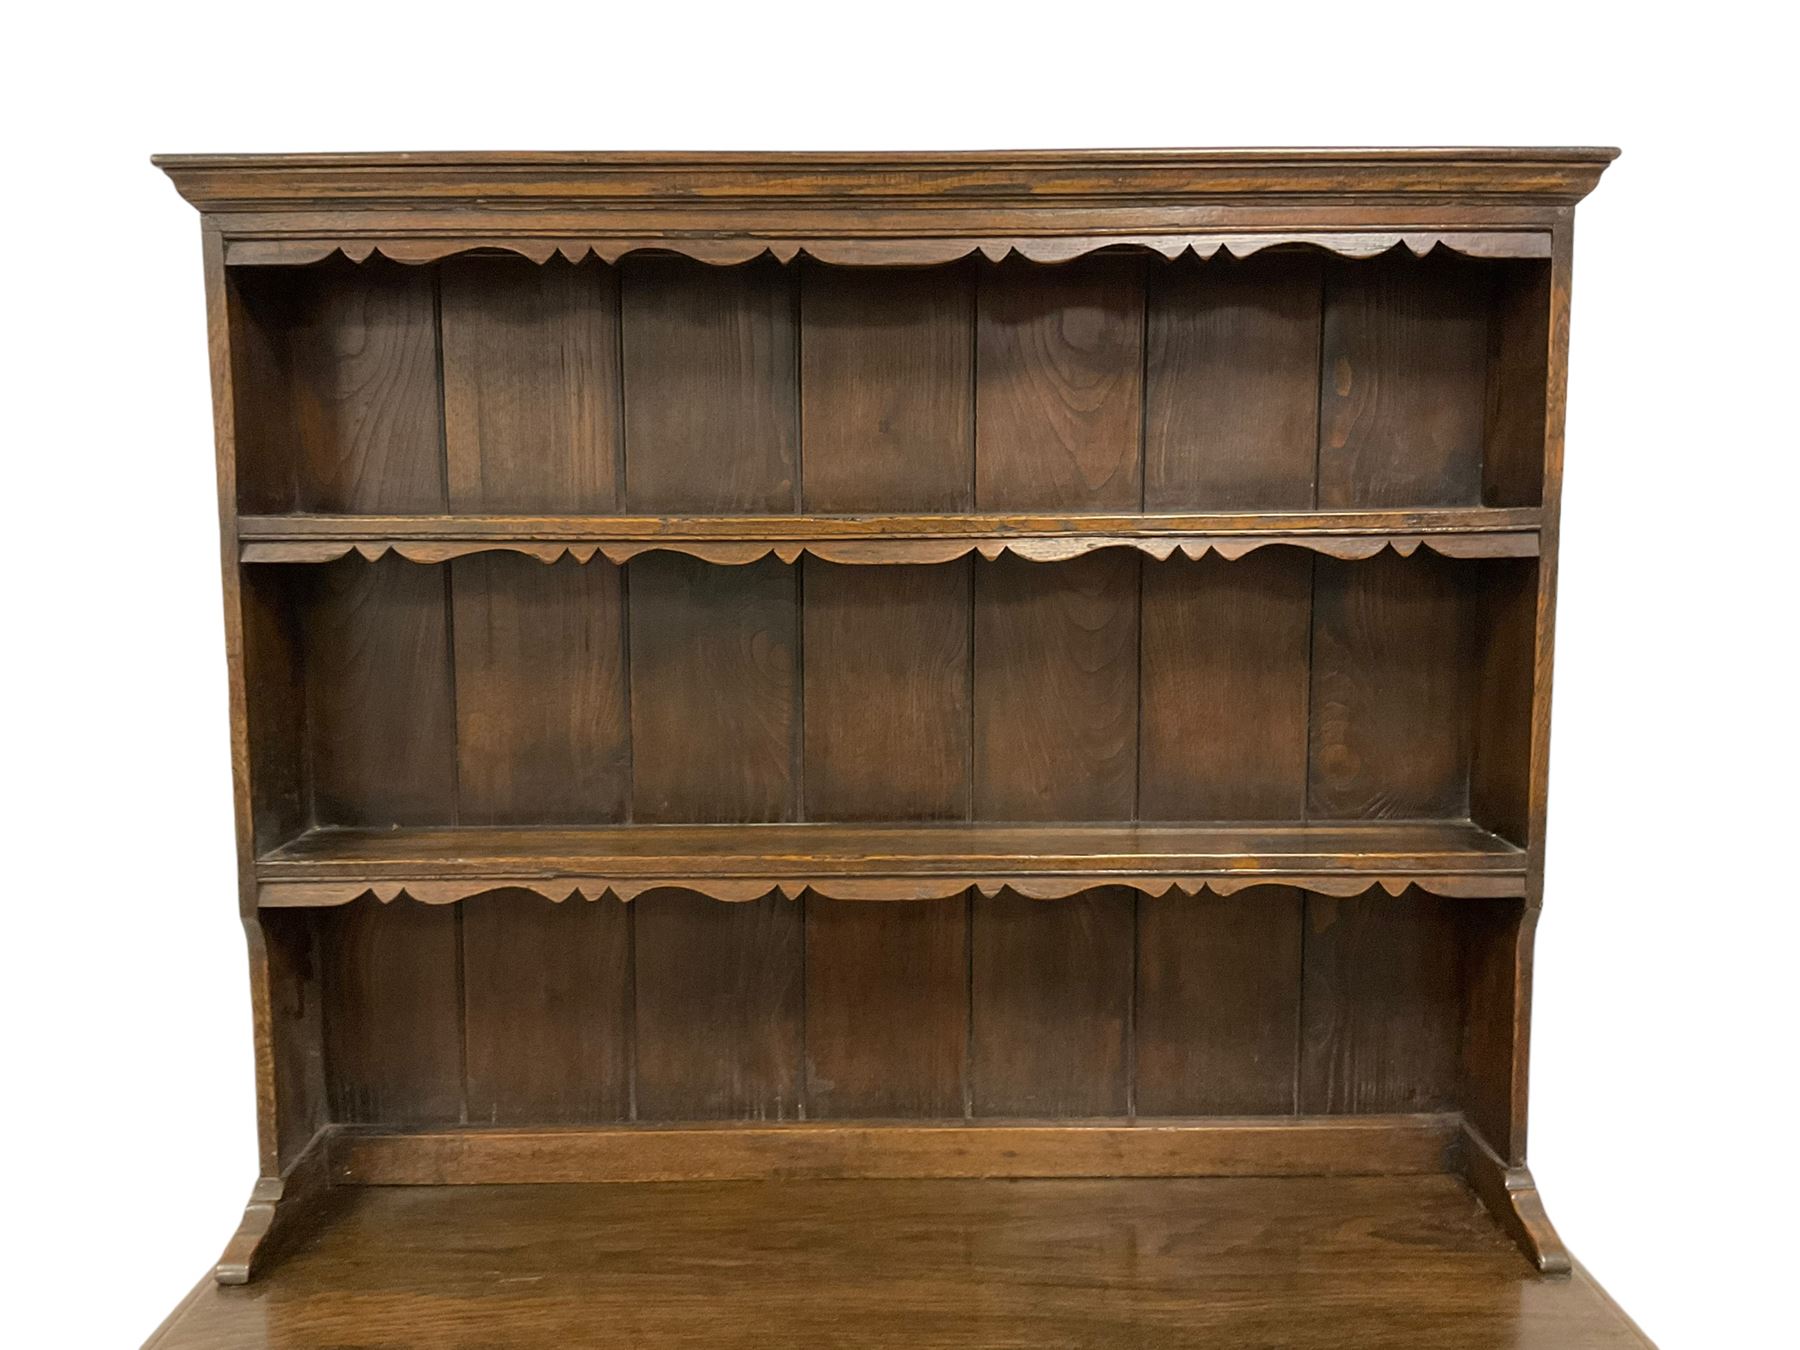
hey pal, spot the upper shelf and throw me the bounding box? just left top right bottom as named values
left=255, top=819, right=1526, bottom=908
left=238, top=508, right=1541, bottom=566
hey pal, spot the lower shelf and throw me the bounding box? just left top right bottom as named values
left=149, top=1172, right=1648, bottom=1349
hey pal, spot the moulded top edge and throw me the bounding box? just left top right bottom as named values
left=154, top=146, right=1619, bottom=214
left=152, top=147, right=1622, bottom=169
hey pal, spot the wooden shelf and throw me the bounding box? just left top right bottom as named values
left=148, top=1170, right=1649, bottom=1349
left=237, top=507, right=1541, bottom=566
left=255, top=819, right=1526, bottom=907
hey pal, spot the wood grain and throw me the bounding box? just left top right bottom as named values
left=627, top=555, right=796, bottom=823
left=972, top=551, right=1138, bottom=820
left=1308, top=551, right=1475, bottom=820
left=304, top=557, right=457, bottom=826
left=450, top=554, right=629, bottom=825
left=287, top=259, right=445, bottom=513
left=1146, top=253, right=1323, bottom=510
left=633, top=892, right=804, bottom=1121
left=976, top=257, right=1143, bottom=509
left=1299, top=891, right=1465, bottom=1114
left=1139, top=550, right=1313, bottom=820
left=969, top=890, right=1134, bottom=1116
left=801, top=265, right=973, bottom=510
left=802, top=561, right=970, bottom=820
left=151, top=1175, right=1649, bottom=1349
left=804, top=900, right=968, bottom=1118
left=318, top=900, right=463, bottom=1124
left=461, top=891, right=632, bottom=1125
left=621, top=257, right=796, bottom=512
left=1135, top=891, right=1304, bottom=1115
left=1319, top=252, right=1491, bottom=508
left=441, top=256, right=619, bottom=513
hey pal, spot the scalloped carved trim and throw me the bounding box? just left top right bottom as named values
left=223, top=230, right=1552, bottom=269
left=257, top=873, right=1525, bottom=908
left=241, top=532, right=1538, bottom=567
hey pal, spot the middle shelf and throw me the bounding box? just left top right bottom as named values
left=237, top=507, right=1542, bottom=566
left=255, top=819, right=1527, bottom=908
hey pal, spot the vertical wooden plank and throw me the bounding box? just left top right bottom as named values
left=262, top=911, right=328, bottom=1167
left=225, top=267, right=302, bottom=514
left=1483, top=260, right=1551, bottom=506
left=1299, top=891, right=1465, bottom=1113
left=1138, top=551, right=1312, bottom=820
left=805, top=900, right=968, bottom=1119
left=462, top=892, right=632, bottom=1125
left=1135, top=891, right=1304, bottom=1115
left=970, top=891, right=1133, bottom=1117
left=441, top=257, right=620, bottom=513
left=289, top=259, right=445, bottom=514
left=976, top=257, right=1143, bottom=509
left=633, top=892, right=804, bottom=1121
left=319, top=899, right=463, bottom=1125
left=450, top=554, right=629, bottom=825
left=1145, top=254, right=1322, bottom=511
left=621, top=257, right=796, bottom=512
left=305, top=556, right=457, bottom=827
left=241, top=568, right=308, bottom=853
left=628, top=555, right=796, bottom=823
left=1470, top=559, right=1538, bottom=845
left=803, top=561, right=970, bottom=821
left=1318, top=252, right=1491, bottom=508
left=973, top=551, right=1138, bottom=821
left=801, top=265, right=974, bottom=511
left=1460, top=901, right=1531, bottom=1160
left=1308, top=552, right=1474, bottom=820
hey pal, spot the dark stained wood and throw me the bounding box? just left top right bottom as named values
left=1139, top=550, right=1313, bottom=820
left=440, top=256, right=619, bottom=513
left=286, top=259, right=445, bottom=514
left=801, top=264, right=973, bottom=511
left=804, top=900, right=968, bottom=1118
left=1146, top=253, right=1323, bottom=510
left=253, top=819, right=1528, bottom=910
left=148, top=1177, right=1652, bottom=1349
left=1308, top=551, right=1475, bottom=820
left=449, top=554, right=629, bottom=825
left=461, top=891, right=632, bottom=1125
left=159, top=149, right=1622, bottom=1319
left=627, top=554, right=796, bottom=823
left=973, top=550, right=1139, bottom=820
left=331, top=1116, right=1458, bottom=1184
left=970, top=890, right=1134, bottom=1116
left=802, top=560, right=970, bottom=820
left=976, top=257, right=1143, bottom=509
left=632, top=892, right=804, bottom=1121
left=303, top=557, right=457, bottom=827
left=1471, top=559, right=1538, bottom=845
left=1300, top=891, right=1465, bottom=1114
left=1135, top=891, right=1304, bottom=1115
left=1484, top=262, right=1552, bottom=507
left=1318, top=252, right=1492, bottom=508
left=317, top=900, right=463, bottom=1124
left=620, top=257, right=796, bottom=512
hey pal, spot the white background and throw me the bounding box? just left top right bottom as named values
left=4, top=6, right=1794, bottom=1345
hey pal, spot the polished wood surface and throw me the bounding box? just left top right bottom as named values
left=148, top=1176, right=1651, bottom=1349
left=158, top=148, right=1622, bottom=1329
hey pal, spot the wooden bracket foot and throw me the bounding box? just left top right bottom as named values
left=1460, top=1120, right=1571, bottom=1275
left=214, top=1129, right=333, bottom=1285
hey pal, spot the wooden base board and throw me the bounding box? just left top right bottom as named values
left=213, top=1115, right=1569, bottom=1285
left=328, top=1114, right=1461, bottom=1186
left=149, top=1173, right=1651, bottom=1349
